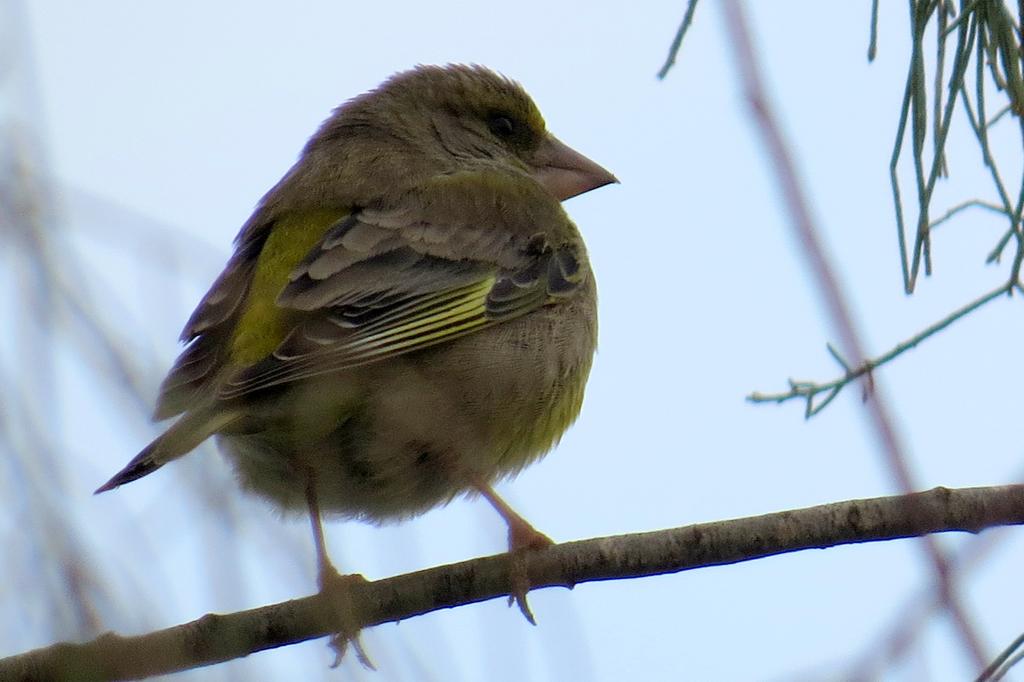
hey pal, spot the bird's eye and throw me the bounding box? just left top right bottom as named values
left=487, top=114, right=517, bottom=139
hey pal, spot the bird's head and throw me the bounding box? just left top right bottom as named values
left=310, top=64, right=616, bottom=203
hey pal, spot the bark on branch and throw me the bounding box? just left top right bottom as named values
left=5, top=484, right=1024, bottom=681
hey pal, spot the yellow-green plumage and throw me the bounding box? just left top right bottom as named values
left=231, top=210, right=347, bottom=365
left=98, top=64, right=614, bottom=538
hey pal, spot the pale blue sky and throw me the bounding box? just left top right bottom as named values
left=7, top=2, right=1024, bottom=680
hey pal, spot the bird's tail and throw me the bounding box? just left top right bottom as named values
left=95, top=409, right=238, bottom=493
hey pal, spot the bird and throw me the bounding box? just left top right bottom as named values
left=96, top=64, right=615, bottom=642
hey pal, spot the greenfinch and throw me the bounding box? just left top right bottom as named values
left=97, top=64, right=615, bottom=595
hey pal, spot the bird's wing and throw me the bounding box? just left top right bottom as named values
left=218, top=171, right=586, bottom=400
left=152, top=216, right=283, bottom=420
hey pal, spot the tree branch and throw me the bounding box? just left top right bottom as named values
left=5, top=484, right=1024, bottom=681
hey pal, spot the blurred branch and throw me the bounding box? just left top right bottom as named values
left=848, top=526, right=1008, bottom=678
left=720, top=0, right=986, bottom=669
left=4, top=484, right=1023, bottom=681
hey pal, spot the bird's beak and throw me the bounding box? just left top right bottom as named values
left=531, top=134, right=618, bottom=201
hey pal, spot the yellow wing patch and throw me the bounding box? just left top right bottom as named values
left=230, top=210, right=348, bottom=365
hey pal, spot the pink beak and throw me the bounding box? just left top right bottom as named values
left=531, top=134, right=618, bottom=201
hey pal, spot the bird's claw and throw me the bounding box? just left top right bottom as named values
left=318, top=568, right=376, bottom=670
left=505, top=524, right=554, bottom=625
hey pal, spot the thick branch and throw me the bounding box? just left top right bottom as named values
left=5, top=484, right=1024, bottom=681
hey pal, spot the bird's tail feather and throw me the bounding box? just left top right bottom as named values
left=95, top=409, right=237, bottom=494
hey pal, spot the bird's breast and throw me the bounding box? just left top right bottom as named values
left=434, top=274, right=598, bottom=471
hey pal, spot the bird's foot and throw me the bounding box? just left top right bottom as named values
left=318, top=565, right=376, bottom=670
left=506, top=517, right=554, bottom=625
left=471, top=480, right=555, bottom=624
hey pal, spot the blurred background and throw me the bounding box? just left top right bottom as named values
left=4, top=1, right=1024, bottom=679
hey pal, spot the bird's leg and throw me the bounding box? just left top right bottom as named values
left=475, top=482, right=554, bottom=551
left=473, top=480, right=554, bottom=624
left=305, top=469, right=374, bottom=669
left=306, top=473, right=337, bottom=586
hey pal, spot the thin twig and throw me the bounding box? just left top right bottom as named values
left=959, top=87, right=1022, bottom=264
left=656, top=0, right=701, bottom=80
left=977, top=632, right=1024, bottom=681
left=867, top=0, right=880, bottom=61
left=748, top=283, right=1014, bottom=412
left=930, top=199, right=1010, bottom=229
